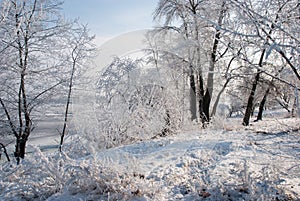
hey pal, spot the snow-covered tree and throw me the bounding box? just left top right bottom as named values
left=145, top=31, right=190, bottom=125
left=0, top=0, right=94, bottom=162
left=59, top=23, right=96, bottom=152
left=153, top=0, right=243, bottom=125
left=226, top=0, right=300, bottom=125
left=95, top=56, right=182, bottom=148
left=153, top=0, right=299, bottom=126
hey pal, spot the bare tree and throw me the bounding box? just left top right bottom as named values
left=228, top=0, right=300, bottom=125
left=211, top=47, right=243, bottom=117
left=59, top=24, right=96, bottom=152
left=0, top=0, right=78, bottom=163
left=154, top=0, right=231, bottom=125
left=237, top=0, right=299, bottom=81
left=154, top=0, right=199, bottom=121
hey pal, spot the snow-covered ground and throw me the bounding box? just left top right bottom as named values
left=0, top=117, right=299, bottom=200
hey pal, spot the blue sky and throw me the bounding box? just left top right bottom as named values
left=62, top=0, right=159, bottom=42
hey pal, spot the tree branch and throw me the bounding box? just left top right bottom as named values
left=0, top=143, right=10, bottom=162
left=28, top=80, right=64, bottom=109
left=0, top=97, right=18, bottom=138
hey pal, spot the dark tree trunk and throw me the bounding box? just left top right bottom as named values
left=243, top=5, right=284, bottom=125
left=190, top=73, right=197, bottom=121
left=276, top=99, right=291, bottom=113
left=202, top=89, right=211, bottom=123
left=60, top=51, right=77, bottom=152
left=161, top=109, right=171, bottom=136
left=198, top=74, right=205, bottom=122
left=243, top=71, right=261, bottom=126
left=19, top=138, right=26, bottom=159
left=200, top=1, right=226, bottom=124
left=243, top=44, right=267, bottom=126
left=291, top=97, right=297, bottom=117
left=256, top=88, right=270, bottom=121
left=15, top=137, right=27, bottom=164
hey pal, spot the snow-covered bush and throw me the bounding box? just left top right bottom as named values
left=207, top=115, right=227, bottom=130
left=94, top=57, right=182, bottom=149
left=0, top=146, right=160, bottom=201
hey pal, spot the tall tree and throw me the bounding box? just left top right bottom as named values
left=230, top=0, right=300, bottom=125
left=0, top=0, right=85, bottom=163
left=228, top=0, right=299, bottom=77
left=59, top=24, right=96, bottom=152
left=154, top=0, right=199, bottom=121
left=201, top=0, right=227, bottom=123
left=154, top=0, right=230, bottom=124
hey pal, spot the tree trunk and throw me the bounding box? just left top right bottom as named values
left=19, top=138, right=26, bottom=159
left=200, top=1, right=226, bottom=123
left=15, top=136, right=27, bottom=164
left=276, top=99, right=290, bottom=113
left=291, top=97, right=297, bottom=117
left=243, top=71, right=261, bottom=126
left=60, top=49, right=77, bottom=152
left=295, top=86, right=300, bottom=117
left=14, top=5, right=31, bottom=163
left=198, top=74, right=205, bottom=122
left=242, top=5, right=282, bottom=125
left=256, top=88, right=270, bottom=121
left=211, top=48, right=241, bottom=118
left=211, top=79, right=229, bottom=117
left=292, top=87, right=300, bottom=117
left=189, top=69, right=197, bottom=121
left=202, top=89, right=211, bottom=123
left=161, top=109, right=171, bottom=136
left=243, top=43, right=268, bottom=126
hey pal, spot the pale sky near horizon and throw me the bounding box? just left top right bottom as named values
left=62, top=0, right=160, bottom=44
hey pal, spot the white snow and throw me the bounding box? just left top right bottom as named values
left=1, top=117, right=299, bottom=200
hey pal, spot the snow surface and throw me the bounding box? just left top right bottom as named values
left=0, top=117, right=299, bottom=200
